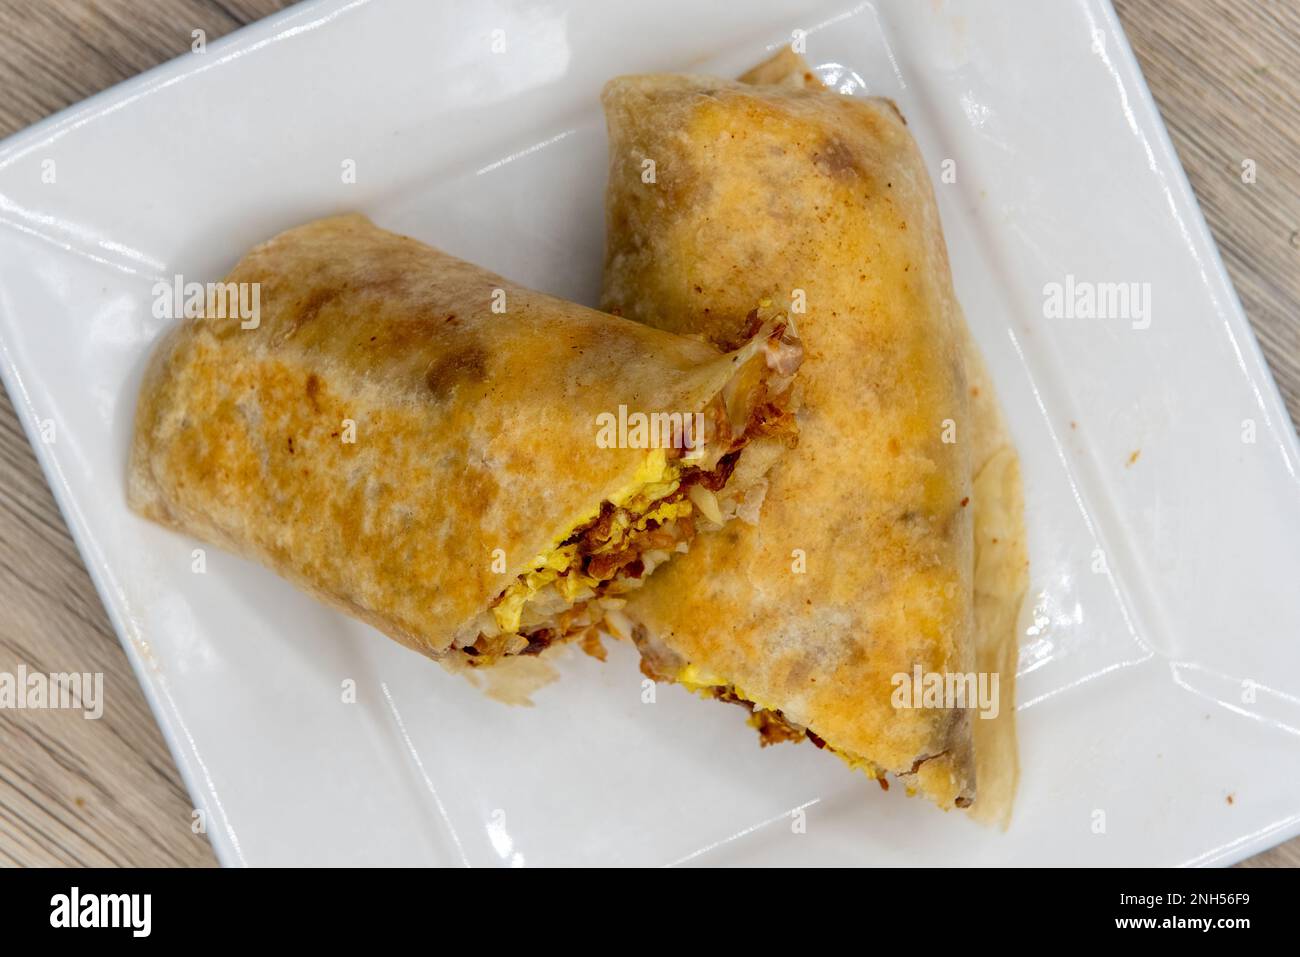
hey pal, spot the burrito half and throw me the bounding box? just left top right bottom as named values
left=129, top=215, right=800, bottom=667
left=601, top=53, right=1027, bottom=817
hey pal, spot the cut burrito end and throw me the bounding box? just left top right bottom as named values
left=459, top=312, right=802, bottom=666
left=628, top=637, right=973, bottom=809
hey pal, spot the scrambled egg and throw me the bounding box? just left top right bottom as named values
left=490, top=450, right=690, bottom=633
left=676, top=665, right=777, bottom=715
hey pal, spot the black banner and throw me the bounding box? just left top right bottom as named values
left=0, top=865, right=1289, bottom=941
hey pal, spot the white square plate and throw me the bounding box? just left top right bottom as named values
left=2, top=0, right=1298, bottom=866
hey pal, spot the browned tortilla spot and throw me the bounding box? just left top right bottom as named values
left=424, top=343, right=488, bottom=397
left=814, top=137, right=861, bottom=179
left=305, top=373, right=322, bottom=412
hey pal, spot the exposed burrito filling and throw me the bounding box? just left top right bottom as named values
left=454, top=317, right=801, bottom=666
left=641, top=659, right=966, bottom=804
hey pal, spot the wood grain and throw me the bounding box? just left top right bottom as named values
left=0, top=0, right=1295, bottom=867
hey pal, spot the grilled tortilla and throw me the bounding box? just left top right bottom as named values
left=601, top=53, right=1027, bottom=817
left=129, top=214, right=800, bottom=667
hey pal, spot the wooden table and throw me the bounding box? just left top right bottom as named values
left=0, top=0, right=1295, bottom=868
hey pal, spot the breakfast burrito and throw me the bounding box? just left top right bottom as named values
left=601, top=52, right=1028, bottom=817
left=129, top=214, right=800, bottom=668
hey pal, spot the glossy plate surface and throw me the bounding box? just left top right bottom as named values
left=1, top=0, right=1297, bottom=866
